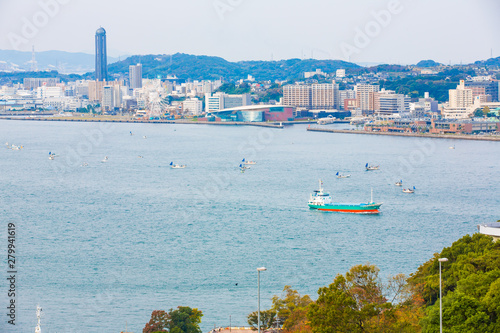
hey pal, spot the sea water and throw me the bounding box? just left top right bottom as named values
left=0, top=120, right=498, bottom=332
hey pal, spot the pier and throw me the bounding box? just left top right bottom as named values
left=307, top=127, right=500, bottom=141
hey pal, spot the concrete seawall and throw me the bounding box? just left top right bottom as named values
left=0, top=117, right=289, bottom=128
left=307, top=127, right=500, bottom=142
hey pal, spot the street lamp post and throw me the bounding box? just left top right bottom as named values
left=439, top=258, right=448, bottom=333
left=257, top=267, right=267, bottom=333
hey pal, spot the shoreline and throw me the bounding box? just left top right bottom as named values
left=0, top=116, right=312, bottom=128
left=307, top=127, right=500, bottom=142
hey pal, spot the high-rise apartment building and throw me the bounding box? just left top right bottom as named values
left=95, top=27, right=108, bottom=81
left=89, top=80, right=123, bottom=104
left=311, top=83, right=339, bottom=110
left=449, top=80, right=473, bottom=108
left=102, top=86, right=114, bottom=110
left=129, top=64, right=143, bottom=89
left=355, top=84, right=379, bottom=112
left=283, top=83, right=341, bottom=110
left=282, top=85, right=311, bottom=109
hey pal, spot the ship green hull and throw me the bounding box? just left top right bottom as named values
left=309, top=202, right=382, bottom=214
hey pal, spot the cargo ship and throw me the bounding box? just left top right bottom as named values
left=308, top=180, right=382, bottom=214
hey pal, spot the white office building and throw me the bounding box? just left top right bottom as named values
left=336, top=69, right=346, bottom=78
left=205, top=92, right=251, bottom=113
left=183, top=98, right=203, bottom=116
left=36, top=86, right=63, bottom=99
left=375, top=89, right=410, bottom=115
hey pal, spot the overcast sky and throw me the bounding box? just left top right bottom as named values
left=0, top=0, right=499, bottom=64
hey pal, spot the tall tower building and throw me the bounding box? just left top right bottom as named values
left=129, top=63, right=143, bottom=89
left=95, top=27, right=108, bottom=81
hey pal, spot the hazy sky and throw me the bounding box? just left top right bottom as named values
left=1, top=0, right=499, bottom=64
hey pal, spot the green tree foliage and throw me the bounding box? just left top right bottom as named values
left=216, top=82, right=251, bottom=94
left=473, top=108, right=484, bottom=117
left=247, top=233, right=500, bottom=333
left=247, top=309, right=276, bottom=331
left=271, top=285, right=312, bottom=332
left=105, top=53, right=359, bottom=81
left=408, top=233, right=500, bottom=332
left=143, top=307, right=203, bottom=333
left=379, top=77, right=457, bottom=102
left=307, top=264, right=392, bottom=333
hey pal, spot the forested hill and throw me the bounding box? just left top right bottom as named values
left=106, top=53, right=360, bottom=81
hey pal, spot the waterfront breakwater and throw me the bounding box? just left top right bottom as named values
left=307, top=127, right=500, bottom=142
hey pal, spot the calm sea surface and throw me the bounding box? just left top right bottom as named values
left=0, top=120, right=499, bottom=332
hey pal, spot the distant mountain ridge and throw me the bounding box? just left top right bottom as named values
left=1, top=50, right=499, bottom=82
left=0, top=49, right=118, bottom=74
left=107, top=53, right=360, bottom=81
left=474, top=56, right=500, bottom=67
left=415, top=60, right=443, bottom=67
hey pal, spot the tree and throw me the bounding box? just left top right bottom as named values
left=408, top=233, right=500, bottom=332
left=272, top=286, right=312, bottom=325
left=143, top=310, right=171, bottom=333
left=270, top=285, right=312, bottom=333
left=473, top=108, right=483, bottom=117
left=247, top=309, right=276, bottom=331
left=483, top=106, right=490, bottom=116
left=307, top=264, right=390, bottom=333
left=307, top=273, right=362, bottom=333
left=170, top=307, right=203, bottom=333
left=143, top=307, right=203, bottom=333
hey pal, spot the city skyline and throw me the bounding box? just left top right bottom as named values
left=0, top=0, right=499, bottom=65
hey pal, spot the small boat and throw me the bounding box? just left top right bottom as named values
left=138, top=155, right=143, bottom=158
left=35, top=305, right=42, bottom=333
left=48, top=152, right=56, bottom=160
left=365, top=163, right=379, bottom=171
left=239, top=164, right=251, bottom=170
left=395, top=180, right=403, bottom=186
left=81, top=162, right=88, bottom=167
left=101, top=156, right=109, bottom=163
left=170, top=162, right=186, bottom=169
left=143, top=136, right=147, bottom=139
left=308, top=180, right=382, bottom=214
left=403, top=186, right=415, bottom=194
left=317, top=115, right=336, bottom=125
left=130, top=131, right=133, bottom=136
left=11, top=144, right=23, bottom=150
left=449, top=145, right=455, bottom=149
left=242, top=158, right=256, bottom=165
left=336, top=172, right=351, bottom=178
